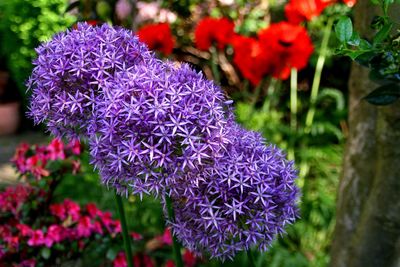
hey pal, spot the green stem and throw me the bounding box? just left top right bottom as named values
left=165, top=195, right=184, bottom=267
left=251, top=78, right=266, bottom=107
left=247, top=249, right=256, bottom=267
left=289, top=68, right=298, bottom=160
left=261, top=78, right=278, bottom=113
left=115, top=193, right=133, bottom=267
left=210, top=46, right=220, bottom=84
left=304, top=18, right=334, bottom=134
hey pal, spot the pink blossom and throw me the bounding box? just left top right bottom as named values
left=157, top=228, right=172, bottom=246
left=113, top=252, right=127, bottom=267
left=47, top=138, right=65, bottom=160
left=44, top=225, right=65, bottom=247
left=17, top=224, right=32, bottom=236
left=77, top=216, right=92, bottom=238
left=19, top=259, right=36, bottom=267
left=64, top=199, right=81, bottom=221
left=131, top=232, right=143, bottom=241
left=86, top=203, right=100, bottom=218
left=92, top=221, right=104, bottom=235
left=27, top=230, right=45, bottom=246
left=68, top=139, right=82, bottom=155
left=116, top=0, right=132, bottom=20
left=50, top=203, right=66, bottom=220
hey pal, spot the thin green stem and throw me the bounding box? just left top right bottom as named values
left=251, top=78, right=266, bottom=107
left=210, top=46, right=220, bottom=84
left=304, top=18, right=334, bottom=134
left=165, top=195, right=184, bottom=267
left=115, top=193, right=133, bottom=267
left=289, top=68, right=298, bottom=160
left=247, top=249, right=256, bottom=267
left=261, top=78, right=278, bottom=113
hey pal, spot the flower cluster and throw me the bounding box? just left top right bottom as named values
left=194, top=17, right=235, bottom=51
left=0, top=184, right=121, bottom=266
left=28, top=23, right=152, bottom=139
left=12, top=138, right=81, bottom=179
left=137, top=23, right=175, bottom=55
left=168, top=124, right=299, bottom=260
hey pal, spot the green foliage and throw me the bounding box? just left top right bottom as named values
left=0, top=0, right=75, bottom=98
left=335, top=0, right=400, bottom=105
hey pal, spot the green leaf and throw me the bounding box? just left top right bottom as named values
left=335, top=16, right=353, bottom=43
left=41, top=247, right=51, bottom=259
left=383, top=0, right=395, bottom=15
left=348, top=31, right=360, bottom=46
left=364, top=83, right=400, bottom=105
left=373, top=23, right=392, bottom=45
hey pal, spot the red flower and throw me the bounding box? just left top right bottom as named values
left=165, top=260, right=175, bottom=267
left=285, top=0, right=334, bottom=24
left=183, top=249, right=196, bottom=267
left=137, top=23, right=175, bottom=55
left=194, top=17, right=234, bottom=51
left=27, top=230, right=45, bottom=246
left=342, top=0, right=356, bottom=7
left=25, top=155, right=49, bottom=178
left=231, top=35, right=271, bottom=85
left=258, top=22, right=314, bottom=80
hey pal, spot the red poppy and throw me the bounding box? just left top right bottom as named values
left=285, top=0, right=334, bottom=24
left=258, top=22, right=314, bottom=80
left=231, top=35, right=271, bottom=85
left=194, top=17, right=234, bottom=51
left=137, top=23, right=175, bottom=55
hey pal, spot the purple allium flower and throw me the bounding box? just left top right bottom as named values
left=87, top=61, right=234, bottom=196
left=166, top=123, right=299, bottom=260
left=27, top=22, right=152, bottom=139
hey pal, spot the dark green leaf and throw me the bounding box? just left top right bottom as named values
left=41, top=247, right=51, bottom=259
left=364, top=83, right=400, bottom=105
left=373, top=23, right=392, bottom=45
left=355, top=51, right=376, bottom=66
left=359, top=39, right=372, bottom=49
left=335, top=16, right=353, bottom=43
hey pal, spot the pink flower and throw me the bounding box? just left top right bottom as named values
left=64, top=199, right=81, bottom=221
left=131, top=232, right=143, bottom=241
left=47, top=138, right=65, bottom=160
left=77, top=216, right=92, bottom=238
left=44, top=225, right=65, bottom=247
left=16, top=224, right=32, bottom=237
left=25, top=155, right=49, bottom=178
left=86, top=203, right=101, bottom=218
left=157, top=228, right=172, bottom=246
left=5, top=236, right=19, bottom=250
left=19, top=259, right=36, bottom=267
left=92, top=221, right=104, bottom=235
left=27, top=230, right=45, bottom=246
left=113, top=252, right=128, bottom=267
left=50, top=203, right=66, bottom=220
left=68, top=139, right=82, bottom=155
left=116, top=0, right=132, bottom=20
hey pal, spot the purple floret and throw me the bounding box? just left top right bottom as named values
left=166, top=123, right=300, bottom=260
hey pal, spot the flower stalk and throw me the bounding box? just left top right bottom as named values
left=304, top=18, right=334, bottom=134
left=115, top=193, right=133, bottom=267
left=289, top=68, right=298, bottom=160
left=247, top=249, right=256, bottom=267
left=165, top=195, right=184, bottom=267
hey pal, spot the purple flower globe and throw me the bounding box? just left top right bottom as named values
left=166, top=123, right=300, bottom=260
left=28, top=22, right=152, bottom=139
left=88, top=61, right=234, bottom=196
